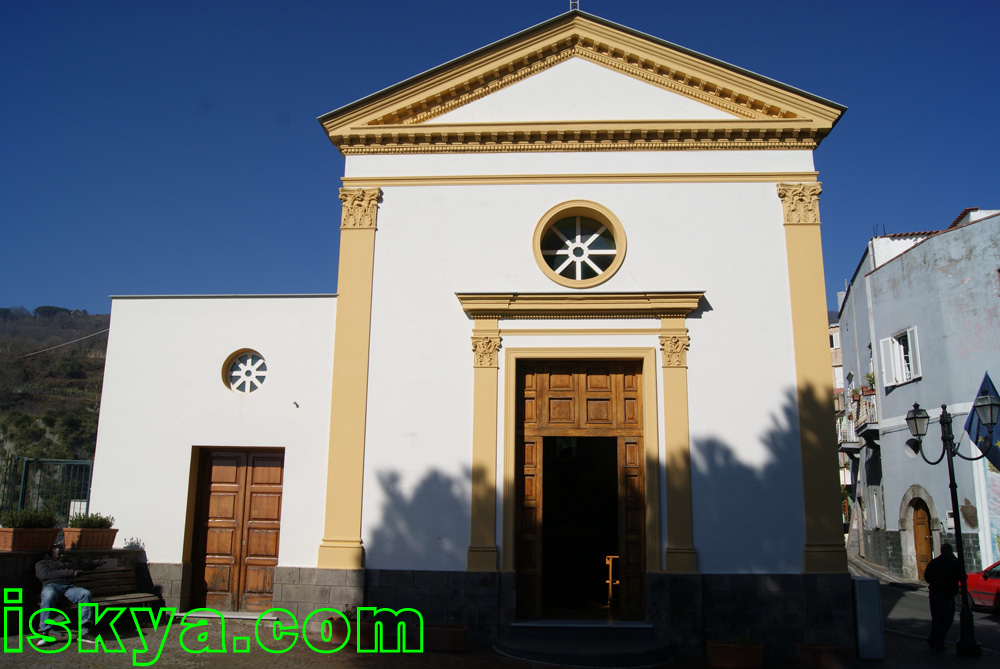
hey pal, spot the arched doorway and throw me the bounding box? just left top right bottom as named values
left=912, top=500, right=932, bottom=580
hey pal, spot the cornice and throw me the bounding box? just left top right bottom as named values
left=320, top=15, right=843, bottom=156
left=341, top=172, right=818, bottom=188
left=456, top=292, right=705, bottom=320
left=336, top=122, right=826, bottom=154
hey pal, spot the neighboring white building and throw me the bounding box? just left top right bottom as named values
left=92, top=11, right=851, bottom=658
left=839, top=207, right=1000, bottom=580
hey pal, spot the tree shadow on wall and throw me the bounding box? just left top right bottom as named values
left=368, top=468, right=472, bottom=571
left=682, top=384, right=841, bottom=573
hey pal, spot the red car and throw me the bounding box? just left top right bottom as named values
left=967, top=560, right=1000, bottom=610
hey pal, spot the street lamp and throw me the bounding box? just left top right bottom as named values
left=905, top=400, right=999, bottom=657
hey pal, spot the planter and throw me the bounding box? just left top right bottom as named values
left=707, top=641, right=764, bottom=668
left=795, top=643, right=853, bottom=668
left=860, top=388, right=876, bottom=396
left=62, top=528, right=118, bottom=550
left=0, top=528, right=60, bottom=552
left=424, top=624, right=466, bottom=652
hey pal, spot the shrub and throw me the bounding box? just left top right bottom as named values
left=67, top=512, right=115, bottom=529
left=0, top=509, right=59, bottom=528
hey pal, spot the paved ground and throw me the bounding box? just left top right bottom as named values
left=1, top=619, right=995, bottom=668
left=3, top=556, right=996, bottom=668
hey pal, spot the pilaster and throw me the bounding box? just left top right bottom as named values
left=318, top=187, right=381, bottom=569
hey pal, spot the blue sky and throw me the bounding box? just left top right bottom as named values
left=2, top=1, right=997, bottom=315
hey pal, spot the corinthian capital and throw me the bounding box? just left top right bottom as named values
left=471, top=335, right=502, bottom=368
left=339, top=187, right=382, bottom=229
left=776, top=182, right=823, bottom=226
left=660, top=333, right=690, bottom=368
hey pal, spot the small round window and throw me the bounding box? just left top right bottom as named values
left=225, top=350, right=267, bottom=393
left=533, top=200, right=626, bottom=288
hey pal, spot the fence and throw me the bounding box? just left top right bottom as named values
left=0, top=456, right=93, bottom=526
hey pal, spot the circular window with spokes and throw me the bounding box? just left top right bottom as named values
left=533, top=200, right=627, bottom=288
left=224, top=349, right=267, bottom=394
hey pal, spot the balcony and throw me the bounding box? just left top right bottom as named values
left=854, top=392, right=879, bottom=430
left=838, top=391, right=880, bottom=455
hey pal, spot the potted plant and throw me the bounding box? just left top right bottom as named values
left=0, top=509, right=60, bottom=551
left=706, top=637, right=764, bottom=668
left=62, top=512, right=117, bottom=550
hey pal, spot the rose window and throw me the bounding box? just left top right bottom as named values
left=227, top=351, right=267, bottom=393
left=540, top=216, right=618, bottom=282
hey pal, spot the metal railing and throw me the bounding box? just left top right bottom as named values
left=837, top=415, right=858, bottom=444
left=856, top=394, right=879, bottom=426
left=0, top=456, right=93, bottom=526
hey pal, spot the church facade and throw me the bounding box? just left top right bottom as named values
left=91, top=11, right=852, bottom=654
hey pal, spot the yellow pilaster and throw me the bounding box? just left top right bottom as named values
left=467, top=320, right=501, bottom=571
left=318, top=187, right=381, bottom=570
left=660, top=318, right=698, bottom=573
left=777, top=182, right=848, bottom=574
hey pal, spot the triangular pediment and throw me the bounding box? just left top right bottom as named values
left=433, top=57, right=740, bottom=124
left=320, top=12, right=845, bottom=154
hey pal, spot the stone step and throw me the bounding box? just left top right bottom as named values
left=497, top=621, right=672, bottom=667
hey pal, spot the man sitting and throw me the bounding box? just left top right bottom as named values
left=35, top=543, right=105, bottom=645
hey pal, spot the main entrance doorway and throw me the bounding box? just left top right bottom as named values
left=191, top=449, right=284, bottom=612
left=515, top=360, right=645, bottom=620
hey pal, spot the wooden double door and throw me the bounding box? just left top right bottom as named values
left=191, top=449, right=284, bottom=612
left=516, top=360, right=645, bottom=620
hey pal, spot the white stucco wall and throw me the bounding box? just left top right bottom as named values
left=90, top=295, right=335, bottom=567
left=355, top=147, right=813, bottom=573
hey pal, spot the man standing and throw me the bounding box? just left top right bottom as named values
left=923, top=543, right=962, bottom=652
left=34, top=543, right=104, bottom=645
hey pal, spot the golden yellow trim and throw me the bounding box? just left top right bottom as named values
left=318, top=188, right=381, bottom=570
left=777, top=182, right=848, bottom=574
left=336, top=126, right=824, bottom=155
left=342, top=172, right=818, bottom=189
left=500, top=348, right=661, bottom=573
left=339, top=188, right=380, bottom=229
left=659, top=318, right=697, bottom=572
left=456, top=292, right=702, bottom=574
left=532, top=200, right=627, bottom=289
left=321, top=16, right=843, bottom=156
left=456, top=292, right=703, bottom=320
left=499, top=328, right=662, bottom=336
left=468, top=319, right=501, bottom=570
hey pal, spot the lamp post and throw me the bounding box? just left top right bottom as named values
left=905, top=398, right=999, bottom=658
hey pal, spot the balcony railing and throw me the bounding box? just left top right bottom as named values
left=855, top=393, right=879, bottom=427
left=837, top=415, right=858, bottom=444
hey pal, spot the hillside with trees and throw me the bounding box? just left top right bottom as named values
left=0, top=306, right=109, bottom=460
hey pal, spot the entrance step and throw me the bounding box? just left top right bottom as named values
left=496, top=621, right=672, bottom=667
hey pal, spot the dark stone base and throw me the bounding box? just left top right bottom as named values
left=131, top=564, right=857, bottom=661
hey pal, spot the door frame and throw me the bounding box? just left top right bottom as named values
left=187, top=446, right=285, bottom=611
left=501, top=348, right=661, bottom=574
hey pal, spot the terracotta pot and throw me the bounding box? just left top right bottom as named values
left=706, top=641, right=764, bottom=668
left=62, top=528, right=118, bottom=550
left=0, top=528, right=60, bottom=552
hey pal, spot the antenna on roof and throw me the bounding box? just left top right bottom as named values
left=570, top=1, right=580, bottom=9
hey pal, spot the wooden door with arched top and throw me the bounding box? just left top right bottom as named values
left=913, top=501, right=932, bottom=580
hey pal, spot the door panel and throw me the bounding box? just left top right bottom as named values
left=192, top=449, right=283, bottom=611
left=516, top=360, right=645, bottom=620
left=913, top=502, right=932, bottom=580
